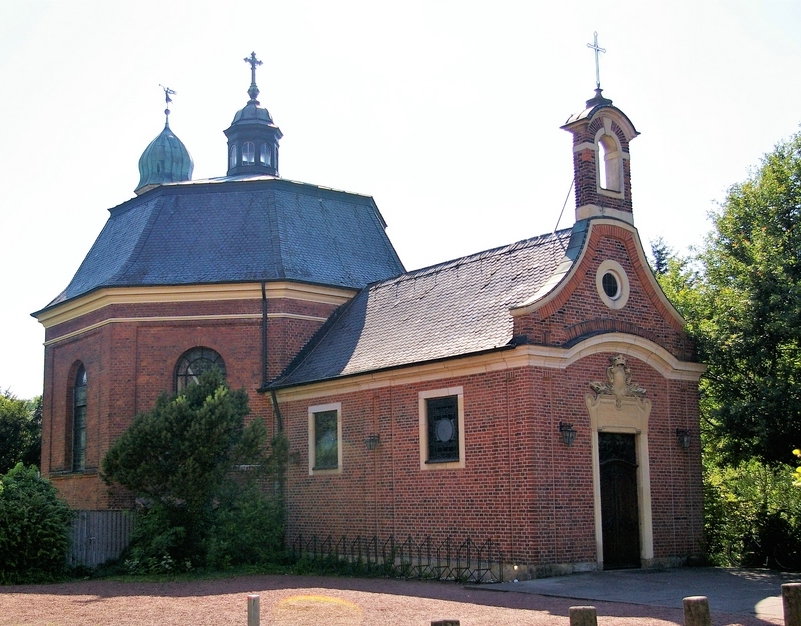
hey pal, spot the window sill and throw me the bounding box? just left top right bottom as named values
left=49, top=468, right=99, bottom=478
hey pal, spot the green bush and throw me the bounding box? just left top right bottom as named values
left=704, top=457, right=801, bottom=567
left=0, top=464, right=72, bottom=584
left=205, top=480, right=285, bottom=568
left=103, top=370, right=287, bottom=573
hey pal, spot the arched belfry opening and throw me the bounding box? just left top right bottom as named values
left=597, top=128, right=623, bottom=193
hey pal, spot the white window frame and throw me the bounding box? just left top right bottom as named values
left=308, top=402, right=342, bottom=475
left=242, top=141, right=256, bottom=165
left=594, top=120, right=626, bottom=199
left=596, top=259, right=630, bottom=310
left=419, top=386, right=465, bottom=470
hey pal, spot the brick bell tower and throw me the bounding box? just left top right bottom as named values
left=561, top=34, right=639, bottom=224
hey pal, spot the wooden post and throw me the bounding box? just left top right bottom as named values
left=247, top=594, right=260, bottom=626
left=683, top=596, right=711, bottom=626
left=783, top=583, right=801, bottom=626
left=569, top=606, right=598, bottom=626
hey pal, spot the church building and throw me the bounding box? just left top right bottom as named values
left=33, top=52, right=704, bottom=574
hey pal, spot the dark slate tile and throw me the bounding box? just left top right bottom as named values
left=274, top=228, right=575, bottom=387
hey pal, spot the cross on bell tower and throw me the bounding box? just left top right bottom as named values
left=224, top=51, right=283, bottom=177
left=587, top=32, right=605, bottom=92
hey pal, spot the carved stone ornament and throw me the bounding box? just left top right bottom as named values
left=588, top=354, right=648, bottom=410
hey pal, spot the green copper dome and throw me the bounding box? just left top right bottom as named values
left=135, top=109, right=194, bottom=196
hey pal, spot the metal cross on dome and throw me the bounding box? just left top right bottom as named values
left=587, top=32, right=606, bottom=90
left=244, top=51, right=263, bottom=101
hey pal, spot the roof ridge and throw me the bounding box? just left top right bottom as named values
left=373, top=228, right=573, bottom=290
left=113, top=196, right=167, bottom=283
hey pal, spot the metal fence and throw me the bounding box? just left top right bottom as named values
left=290, top=534, right=504, bottom=583
left=70, top=510, right=134, bottom=568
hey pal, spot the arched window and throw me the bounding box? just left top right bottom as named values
left=175, top=347, right=226, bottom=391
left=242, top=141, right=255, bottom=165
left=260, top=143, right=271, bottom=166
left=72, top=364, right=87, bottom=472
left=597, top=133, right=622, bottom=193
left=230, top=145, right=237, bottom=168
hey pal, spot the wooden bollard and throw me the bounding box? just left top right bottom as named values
left=783, top=583, right=801, bottom=626
left=569, top=606, right=598, bottom=626
left=683, top=596, right=711, bottom=626
left=247, top=594, right=260, bottom=626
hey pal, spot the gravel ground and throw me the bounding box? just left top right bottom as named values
left=0, top=574, right=782, bottom=626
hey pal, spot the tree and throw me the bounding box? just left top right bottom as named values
left=649, top=236, right=673, bottom=276
left=0, top=463, right=72, bottom=584
left=0, top=391, right=42, bottom=474
left=664, top=131, right=801, bottom=466
left=102, top=369, right=286, bottom=570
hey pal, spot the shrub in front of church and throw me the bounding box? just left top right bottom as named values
left=101, top=370, right=286, bottom=572
left=0, top=463, right=72, bottom=584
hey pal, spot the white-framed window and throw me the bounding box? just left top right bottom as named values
left=594, top=122, right=625, bottom=198
left=242, top=141, right=255, bottom=165
left=260, top=143, right=271, bottom=166
left=596, top=259, right=630, bottom=310
left=419, top=387, right=465, bottom=470
left=308, top=402, right=342, bottom=475
left=229, top=144, right=237, bottom=168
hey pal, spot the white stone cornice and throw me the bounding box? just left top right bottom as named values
left=273, top=334, right=704, bottom=402
left=34, top=282, right=356, bottom=329
left=42, top=312, right=330, bottom=346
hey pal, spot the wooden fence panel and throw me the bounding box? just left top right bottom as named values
left=70, top=510, right=134, bottom=568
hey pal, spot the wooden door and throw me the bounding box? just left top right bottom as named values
left=599, top=432, right=641, bottom=569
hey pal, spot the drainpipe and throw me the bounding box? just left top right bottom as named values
left=261, top=282, right=268, bottom=388
left=270, top=389, right=283, bottom=433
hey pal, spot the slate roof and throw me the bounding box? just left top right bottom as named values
left=272, top=225, right=581, bottom=388
left=42, top=177, right=405, bottom=310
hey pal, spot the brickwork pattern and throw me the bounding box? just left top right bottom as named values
left=280, top=353, right=703, bottom=568
left=41, top=295, right=336, bottom=509
left=567, top=113, right=634, bottom=214
left=513, top=224, right=692, bottom=360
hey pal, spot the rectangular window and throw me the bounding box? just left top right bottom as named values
left=308, top=402, right=342, bottom=474
left=419, top=387, right=465, bottom=470
left=314, top=410, right=338, bottom=469
left=426, top=396, right=459, bottom=462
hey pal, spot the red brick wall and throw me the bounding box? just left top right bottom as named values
left=279, top=352, right=703, bottom=568
left=514, top=223, right=693, bottom=360
left=567, top=112, right=634, bottom=215
left=40, top=293, right=337, bottom=509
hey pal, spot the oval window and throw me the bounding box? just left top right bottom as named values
left=596, top=260, right=630, bottom=310
left=602, top=272, right=620, bottom=299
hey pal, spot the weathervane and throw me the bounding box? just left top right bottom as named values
left=159, top=84, right=177, bottom=125
left=244, top=51, right=262, bottom=102
left=586, top=32, right=606, bottom=91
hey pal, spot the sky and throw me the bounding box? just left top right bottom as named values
left=2, top=0, right=801, bottom=399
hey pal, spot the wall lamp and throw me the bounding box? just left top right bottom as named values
left=559, top=422, right=577, bottom=446
left=676, top=428, right=691, bottom=450
left=364, top=434, right=381, bottom=450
